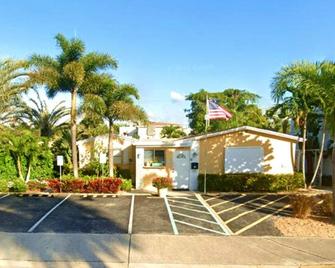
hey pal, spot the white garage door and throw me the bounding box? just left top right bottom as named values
left=224, top=147, right=264, bottom=173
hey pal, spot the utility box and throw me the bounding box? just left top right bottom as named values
left=191, top=162, right=198, bottom=169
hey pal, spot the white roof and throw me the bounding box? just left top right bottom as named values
left=179, top=126, right=303, bottom=142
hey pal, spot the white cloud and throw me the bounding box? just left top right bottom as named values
left=170, top=91, right=185, bottom=102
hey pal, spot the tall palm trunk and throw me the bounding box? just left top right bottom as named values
left=17, top=156, right=24, bottom=180
left=332, top=125, right=335, bottom=219
left=310, top=118, right=326, bottom=188
left=108, top=121, right=114, bottom=177
left=71, top=89, right=79, bottom=178
left=302, top=117, right=307, bottom=188
left=25, top=159, right=31, bottom=182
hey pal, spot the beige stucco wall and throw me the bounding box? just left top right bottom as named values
left=199, top=130, right=297, bottom=175
left=77, top=136, right=136, bottom=179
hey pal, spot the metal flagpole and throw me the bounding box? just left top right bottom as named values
left=204, top=95, right=210, bottom=194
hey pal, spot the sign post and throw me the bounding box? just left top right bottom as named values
left=57, top=155, right=64, bottom=193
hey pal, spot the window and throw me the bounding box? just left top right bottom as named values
left=144, top=149, right=165, bottom=167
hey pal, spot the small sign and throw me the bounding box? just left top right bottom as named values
left=57, top=155, right=64, bottom=166
left=99, top=153, right=107, bottom=164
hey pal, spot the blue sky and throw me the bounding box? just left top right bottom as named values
left=1, top=0, right=335, bottom=125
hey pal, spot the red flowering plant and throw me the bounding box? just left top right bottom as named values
left=152, top=177, right=173, bottom=190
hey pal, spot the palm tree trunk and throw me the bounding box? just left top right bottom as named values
left=71, top=88, right=79, bottom=178
left=17, top=156, right=24, bottom=180
left=25, top=160, right=31, bottom=182
left=309, top=118, right=326, bottom=188
left=108, top=121, right=114, bottom=177
left=302, top=117, right=307, bottom=188
left=332, top=126, right=335, bottom=219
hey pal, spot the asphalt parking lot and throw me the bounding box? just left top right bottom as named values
left=0, top=193, right=291, bottom=236
left=202, top=193, right=292, bottom=236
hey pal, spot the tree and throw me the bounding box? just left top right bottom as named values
left=161, top=125, right=186, bottom=138
left=271, top=62, right=315, bottom=188
left=0, top=59, right=31, bottom=124
left=15, top=89, right=69, bottom=138
left=185, top=89, right=266, bottom=134
left=29, top=33, right=117, bottom=177
left=0, top=129, right=52, bottom=181
left=82, top=76, right=147, bottom=176
left=77, top=116, right=109, bottom=140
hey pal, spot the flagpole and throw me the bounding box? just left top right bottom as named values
left=204, top=95, right=209, bottom=194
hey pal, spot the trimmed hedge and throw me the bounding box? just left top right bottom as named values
left=198, top=173, right=304, bottom=192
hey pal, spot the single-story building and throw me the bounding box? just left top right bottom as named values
left=77, top=126, right=303, bottom=191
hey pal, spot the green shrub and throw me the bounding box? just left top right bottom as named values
left=121, top=179, right=132, bottom=192
left=198, top=173, right=304, bottom=192
left=0, top=179, right=8, bottom=192
left=115, top=167, right=132, bottom=179
left=79, top=161, right=108, bottom=177
left=8, top=179, right=27, bottom=192
left=0, top=151, right=16, bottom=180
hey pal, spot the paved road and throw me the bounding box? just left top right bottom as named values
left=0, top=233, right=334, bottom=267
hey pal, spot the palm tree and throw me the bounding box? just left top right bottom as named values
left=0, top=59, right=31, bottom=122
left=0, top=129, right=41, bottom=181
left=82, top=76, right=147, bottom=176
left=29, top=33, right=117, bottom=177
left=272, top=62, right=314, bottom=187
left=15, top=89, right=69, bottom=138
left=161, top=125, right=186, bottom=138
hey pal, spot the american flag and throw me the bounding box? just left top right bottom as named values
left=206, top=98, right=232, bottom=120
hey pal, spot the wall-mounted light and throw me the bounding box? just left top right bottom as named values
left=192, top=152, right=198, bottom=158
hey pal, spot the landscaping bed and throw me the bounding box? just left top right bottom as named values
left=275, top=189, right=335, bottom=238
left=0, top=177, right=133, bottom=194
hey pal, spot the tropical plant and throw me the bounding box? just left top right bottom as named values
left=271, top=62, right=315, bottom=187
left=0, top=129, right=53, bottom=181
left=15, top=89, right=69, bottom=137
left=185, top=89, right=267, bottom=134
left=161, top=125, right=186, bottom=138
left=29, top=33, right=117, bottom=178
left=81, top=75, right=147, bottom=176
left=0, top=59, right=31, bottom=124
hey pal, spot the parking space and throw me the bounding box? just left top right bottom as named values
left=0, top=195, right=64, bottom=232
left=166, top=194, right=230, bottom=235
left=132, top=196, right=173, bottom=234
left=203, top=194, right=291, bottom=236
left=34, top=195, right=132, bottom=234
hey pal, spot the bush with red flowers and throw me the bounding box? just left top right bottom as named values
left=41, top=177, right=122, bottom=193
left=152, top=177, right=173, bottom=190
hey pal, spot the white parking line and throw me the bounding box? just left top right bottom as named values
left=169, top=204, right=211, bottom=214
left=0, top=194, right=9, bottom=200
left=128, top=194, right=135, bottom=234
left=172, top=211, right=219, bottom=225
left=169, top=196, right=199, bottom=202
left=27, top=194, right=71, bottom=233
left=217, top=195, right=267, bottom=214
left=204, top=195, right=220, bottom=202
left=164, top=197, right=179, bottom=235
left=174, top=220, right=227, bottom=235
left=196, top=193, right=233, bottom=235
left=235, top=204, right=291, bottom=235
left=225, top=195, right=288, bottom=224
left=168, top=199, right=204, bottom=208
left=211, top=194, right=246, bottom=208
